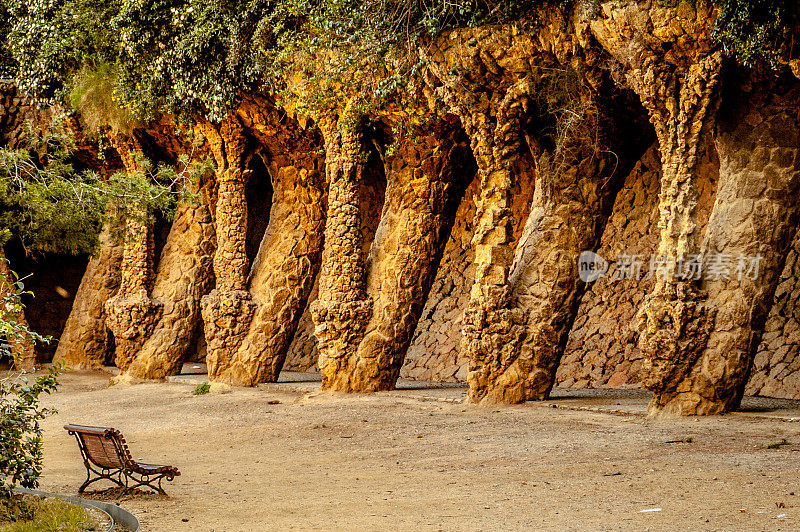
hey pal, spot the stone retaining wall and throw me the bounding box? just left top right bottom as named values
left=747, top=234, right=800, bottom=399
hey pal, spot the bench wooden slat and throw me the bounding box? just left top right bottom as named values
left=79, top=432, right=123, bottom=469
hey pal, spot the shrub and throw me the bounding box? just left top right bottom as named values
left=712, top=0, right=793, bottom=69
left=0, top=266, right=60, bottom=503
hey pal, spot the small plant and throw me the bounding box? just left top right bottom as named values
left=766, top=438, right=790, bottom=449
left=69, top=61, right=142, bottom=136
left=193, top=382, right=210, bottom=395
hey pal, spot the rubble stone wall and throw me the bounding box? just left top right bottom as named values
left=748, top=234, right=800, bottom=399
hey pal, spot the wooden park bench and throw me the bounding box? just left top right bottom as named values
left=64, top=424, right=180, bottom=495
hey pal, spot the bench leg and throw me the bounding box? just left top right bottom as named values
left=79, top=466, right=125, bottom=493
left=123, top=471, right=175, bottom=495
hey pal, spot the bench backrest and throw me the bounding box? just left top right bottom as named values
left=64, top=424, right=135, bottom=470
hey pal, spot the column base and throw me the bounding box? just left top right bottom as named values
left=311, top=298, right=373, bottom=392
left=462, top=286, right=528, bottom=404
left=104, top=293, right=163, bottom=371
left=638, top=284, right=715, bottom=397
left=648, top=392, right=735, bottom=417
left=201, top=289, right=256, bottom=383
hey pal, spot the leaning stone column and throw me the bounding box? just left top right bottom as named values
left=104, top=136, right=163, bottom=371
left=591, top=2, right=722, bottom=415
left=655, top=80, right=800, bottom=414
left=632, top=57, right=723, bottom=415
left=349, top=126, right=466, bottom=391
left=310, top=104, right=373, bottom=392
left=195, top=97, right=328, bottom=386
left=214, top=161, right=326, bottom=385
left=423, top=22, right=609, bottom=404
left=123, top=198, right=216, bottom=380
left=458, top=85, right=532, bottom=404
left=198, top=118, right=257, bottom=381
left=54, top=227, right=123, bottom=367
left=507, top=120, right=615, bottom=401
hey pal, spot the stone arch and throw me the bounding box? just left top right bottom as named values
left=340, top=119, right=476, bottom=391
left=203, top=98, right=328, bottom=386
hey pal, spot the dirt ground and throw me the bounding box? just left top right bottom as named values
left=35, top=370, right=800, bottom=531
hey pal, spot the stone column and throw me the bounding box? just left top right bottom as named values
left=506, top=126, right=614, bottom=401
left=54, top=122, right=126, bottom=368
left=123, top=198, right=216, bottom=380
left=632, top=54, right=723, bottom=414
left=213, top=160, right=326, bottom=386
left=104, top=137, right=163, bottom=371
left=423, top=25, right=615, bottom=404
left=591, top=3, right=723, bottom=415
left=54, top=227, right=123, bottom=367
left=310, top=105, right=373, bottom=392
left=345, top=128, right=466, bottom=391
left=199, top=119, right=257, bottom=381
left=187, top=97, right=328, bottom=386
left=654, top=80, right=800, bottom=414
left=201, top=166, right=256, bottom=379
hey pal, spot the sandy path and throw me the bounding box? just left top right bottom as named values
left=37, top=371, right=800, bottom=531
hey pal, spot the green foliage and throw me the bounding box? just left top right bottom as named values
left=0, top=265, right=48, bottom=363
left=108, top=0, right=539, bottom=119
left=0, top=0, right=795, bottom=127
left=276, top=0, right=536, bottom=113
left=1, top=0, right=541, bottom=121
left=4, top=0, right=122, bottom=104
left=113, top=0, right=292, bottom=121
left=0, top=267, right=60, bottom=503
left=0, top=1, right=13, bottom=78
left=101, top=149, right=208, bottom=232
left=0, top=120, right=105, bottom=255
left=711, top=0, right=792, bottom=69
left=193, top=381, right=210, bottom=395
left=0, top=117, right=209, bottom=256
left=0, top=364, right=64, bottom=499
